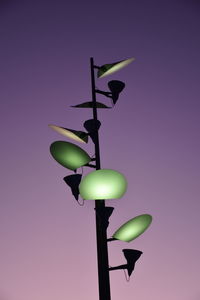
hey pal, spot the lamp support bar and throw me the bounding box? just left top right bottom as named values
left=107, top=237, right=117, bottom=242
left=90, top=57, right=111, bottom=300
left=109, top=264, right=127, bottom=272
left=95, top=89, right=112, bottom=98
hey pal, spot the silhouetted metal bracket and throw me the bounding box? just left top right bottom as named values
left=107, top=237, right=117, bottom=242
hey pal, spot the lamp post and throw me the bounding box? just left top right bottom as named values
left=49, top=56, right=153, bottom=300
left=90, top=57, right=111, bottom=300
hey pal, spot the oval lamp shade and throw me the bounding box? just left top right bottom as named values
left=113, top=214, right=152, bottom=242
left=50, top=141, right=91, bottom=170
left=79, top=169, right=127, bottom=200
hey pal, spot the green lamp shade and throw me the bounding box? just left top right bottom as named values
left=113, top=214, right=152, bottom=242
left=79, top=169, right=127, bottom=200
left=97, top=57, right=135, bottom=78
left=48, top=124, right=88, bottom=143
left=50, top=141, right=91, bottom=170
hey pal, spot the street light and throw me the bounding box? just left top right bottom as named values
left=49, top=57, right=153, bottom=300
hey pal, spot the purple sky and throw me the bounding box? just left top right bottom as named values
left=1, top=1, right=200, bottom=300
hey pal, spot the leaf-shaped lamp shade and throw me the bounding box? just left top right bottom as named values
left=97, top=57, right=135, bottom=78
left=71, top=101, right=111, bottom=109
left=113, top=214, right=152, bottom=242
left=79, top=169, right=127, bottom=200
left=48, top=124, right=88, bottom=143
left=50, top=141, right=91, bottom=170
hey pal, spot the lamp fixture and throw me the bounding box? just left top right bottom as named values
left=48, top=124, right=88, bottom=143
left=109, top=249, right=143, bottom=277
left=113, top=214, right=152, bottom=242
left=95, top=206, right=114, bottom=229
left=50, top=141, right=91, bottom=171
left=84, top=119, right=101, bottom=144
left=71, top=101, right=111, bottom=109
left=97, top=57, right=135, bottom=78
left=63, top=174, right=82, bottom=200
left=108, top=80, right=125, bottom=105
left=79, top=169, right=127, bottom=200
left=96, top=80, right=125, bottom=106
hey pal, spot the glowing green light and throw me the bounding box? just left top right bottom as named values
left=79, top=169, right=127, bottom=200
left=113, top=214, right=152, bottom=242
left=50, top=141, right=91, bottom=170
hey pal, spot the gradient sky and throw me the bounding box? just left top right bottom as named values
left=0, top=1, right=200, bottom=300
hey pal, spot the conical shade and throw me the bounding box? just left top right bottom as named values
left=108, top=80, right=125, bottom=94
left=50, top=141, right=91, bottom=170
left=95, top=206, right=114, bottom=229
left=83, top=119, right=101, bottom=133
left=63, top=174, right=82, bottom=200
left=113, top=214, right=152, bottom=242
left=108, top=80, right=125, bottom=105
left=123, top=249, right=143, bottom=276
left=97, top=57, right=135, bottom=78
left=83, top=119, right=101, bottom=144
left=49, top=124, right=88, bottom=143
left=79, top=169, right=127, bottom=200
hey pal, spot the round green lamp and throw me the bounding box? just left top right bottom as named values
left=79, top=169, right=127, bottom=200
left=50, top=141, right=91, bottom=170
left=113, top=214, right=152, bottom=242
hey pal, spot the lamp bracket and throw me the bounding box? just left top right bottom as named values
left=95, top=89, right=112, bottom=98
left=109, top=264, right=127, bottom=272
left=107, top=237, right=117, bottom=242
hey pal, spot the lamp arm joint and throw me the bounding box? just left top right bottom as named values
left=95, top=89, right=112, bottom=97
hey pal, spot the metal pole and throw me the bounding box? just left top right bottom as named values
left=90, top=57, right=111, bottom=300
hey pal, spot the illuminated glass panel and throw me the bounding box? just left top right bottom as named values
left=113, top=214, right=152, bottom=242
left=79, top=169, right=127, bottom=200
left=50, top=141, right=91, bottom=170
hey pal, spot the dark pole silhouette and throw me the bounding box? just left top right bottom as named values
left=49, top=56, right=153, bottom=300
left=90, top=57, right=111, bottom=300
